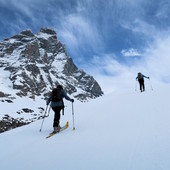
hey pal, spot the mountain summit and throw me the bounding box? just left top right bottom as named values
left=0, top=28, right=103, bottom=132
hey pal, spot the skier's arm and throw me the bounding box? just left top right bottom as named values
left=142, top=74, right=149, bottom=79
left=62, top=90, right=74, bottom=102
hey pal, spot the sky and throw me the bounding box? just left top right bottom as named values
left=0, top=0, right=170, bottom=93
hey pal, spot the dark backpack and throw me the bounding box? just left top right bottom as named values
left=51, top=88, right=63, bottom=102
left=138, top=73, right=143, bottom=80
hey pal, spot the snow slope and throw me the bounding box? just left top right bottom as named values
left=0, top=86, right=170, bottom=170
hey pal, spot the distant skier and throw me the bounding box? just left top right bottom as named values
left=136, top=72, right=149, bottom=92
left=47, top=84, right=74, bottom=133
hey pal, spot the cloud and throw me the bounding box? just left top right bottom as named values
left=121, top=48, right=141, bottom=57
left=0, top=0, right=48, bottom=38
left=144, top=35, right=170, bottom=83
left=120, top=19, right=159, bottom=44
left=0, top=0, right=40, bottom=18
left=82, top=54, right=137, bottom=93
left=56, top=12, right=104, bottom=61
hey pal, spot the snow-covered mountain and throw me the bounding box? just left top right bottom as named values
left=0, top=28, right=103, bottom=133
left=0, top=86, right=170, bottom=170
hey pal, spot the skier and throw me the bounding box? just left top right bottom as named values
left=46, top=84, right=74, bottom=133
left=136, top=72, right=149, bottom=92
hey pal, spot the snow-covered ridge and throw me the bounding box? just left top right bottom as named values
left=0, top=28, right=103, bottom=133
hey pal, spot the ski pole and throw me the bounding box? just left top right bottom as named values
left=149, top=78, right=153, bottom=91
left=47, top=106, right=51, bottom=117
left=39, top=105, right=50, bottom=132
left=72, top=102, right=75, bottom=130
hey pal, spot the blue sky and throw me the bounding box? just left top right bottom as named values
left=1, top=0, right=170, bottom=93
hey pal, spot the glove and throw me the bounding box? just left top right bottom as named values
left=71, top=99, right=74, bottom=103
left=148, top=77, right=150, bottom=79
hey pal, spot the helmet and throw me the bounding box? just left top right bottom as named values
left=57, top=84, right=63, bottom=89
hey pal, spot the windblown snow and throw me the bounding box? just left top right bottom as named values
left=0, top=85, right=170, bottom=170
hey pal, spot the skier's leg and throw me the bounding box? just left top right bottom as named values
left=52, top=107, right=61, bottom=127
left=142, top=79, right=145, bottom=91
left=139, top=80, right=142, bottom=92
left=143, top=83, right=145, bottom=91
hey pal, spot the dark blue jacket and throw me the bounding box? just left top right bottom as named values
left=136, top=74, right=149, bottom=80
left=46, top=89, right=72, bottom=107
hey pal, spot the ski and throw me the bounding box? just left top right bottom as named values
left=46, top=121, right=69, bottom=138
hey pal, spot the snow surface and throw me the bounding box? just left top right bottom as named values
left=0, top=86, right=170, bottom=170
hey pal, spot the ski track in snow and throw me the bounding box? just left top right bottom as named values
left=0, top=87, right=170, bottom=170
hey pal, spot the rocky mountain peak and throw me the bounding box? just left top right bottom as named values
left=0, top=27, right=103, bottom=101
left=20, top=29, right=34, bottom=37
left=40, top=28, right=57, bottom=35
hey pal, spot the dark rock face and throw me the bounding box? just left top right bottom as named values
left=40, top=28, right=57, bottom=35
left=0, top=91, right=10, bottom=98
left=0, top=107, right=44, bottom=133
left=0, top=115, right=29, bottom=133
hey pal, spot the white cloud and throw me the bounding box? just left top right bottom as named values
left=144, top=35, right=170, bottom=83
left=56, top=13, right=103, bottom=55
left=155, top=1, right=170, bottom=19
left=120, top=19, right=158, bottom=39
left=121, top=48, right=141, bottom=57
left=0, top=0, right=40, bottom=18
left=83, top=54, right=137, bottom=94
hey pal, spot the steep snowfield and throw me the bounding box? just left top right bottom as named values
left=0, top=86, right=170, bottom=170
